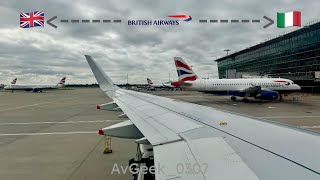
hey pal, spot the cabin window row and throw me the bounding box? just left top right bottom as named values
left=212, top=83, right=283, bottom=86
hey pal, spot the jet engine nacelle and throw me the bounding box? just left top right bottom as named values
left=32, top=88, right=42, bottom=92
left=254, top=90, right=279, bottom=100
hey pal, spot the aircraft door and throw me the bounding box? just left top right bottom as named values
left=200, top=79, right=206, bottom=90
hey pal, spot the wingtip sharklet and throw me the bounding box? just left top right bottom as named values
left=84, top=55, right=118, bottom=97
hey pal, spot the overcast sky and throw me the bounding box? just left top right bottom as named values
left=0, top=0, right=319, bottom=84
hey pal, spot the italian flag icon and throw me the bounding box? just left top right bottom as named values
left=277, top=11, right=301, bottom=28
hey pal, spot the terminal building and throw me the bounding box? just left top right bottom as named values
left=215, top=21, right=320, bottom=93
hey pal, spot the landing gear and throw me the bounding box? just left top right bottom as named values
left=242, top=98, right=249, bottom=103
left=231, top=96, right=237, bottom=101
left=128, top=144, right=155, bottom=180
left=279, top=94, right=283, bottom=101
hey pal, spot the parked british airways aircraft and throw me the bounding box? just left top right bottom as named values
left=147, top=78, right=174, bottom=90
left=0, top=78, right=17, bottom=89
left=85, top=55, right=320, bottom=180
left=171, top=57, right=301, bottom=102
left=4, top=77, right=66, bottom=92
left=147, top=78, right=164, bottom=88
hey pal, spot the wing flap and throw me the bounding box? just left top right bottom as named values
left=154, top=137, right=260, bottom=180
left=114, top=97, right=181, bottom=145
left=114, top=89, right=204, bottom=145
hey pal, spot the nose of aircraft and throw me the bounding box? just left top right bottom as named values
left=295, top=84, right=301, bottom=90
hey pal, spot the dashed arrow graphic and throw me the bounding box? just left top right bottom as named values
left=47, top=16, right=57, bottom=28
left=263, top=16, right=274, bottom=28
left=199, top=16, right=275, bottom=29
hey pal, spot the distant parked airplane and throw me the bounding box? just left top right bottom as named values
left=147, top=78, right=164, bottom=88
left=171, top=57, right=301, bottom=102
left=147, top=78, right=174, bottom=90
left=0, top=78, right=17, bottom=89
left=4, top=77, right=66, bottom=93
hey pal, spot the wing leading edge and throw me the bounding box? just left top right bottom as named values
left=85, top=55, right=320, bottom=180
left=85, top=55, right=118, bottom=98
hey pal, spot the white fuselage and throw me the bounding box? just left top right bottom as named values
left=163, top=83, right=174, bottom=88
left=181, top=78, right=301, bottom=93
left=149, top=83, right=164, bottom=88
left=4, top=84, right=59, bottom=90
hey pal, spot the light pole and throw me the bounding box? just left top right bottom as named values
left=126, top=74, right=129, bottom=85
left=224, top=49, right=231, bottom=56
left=224, top=49, right=231, bottom=68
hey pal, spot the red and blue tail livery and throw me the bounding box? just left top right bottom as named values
left=58, top=77, right=66, bottom=85
left=174, top=57, right=198, bottom=82
left=147, top=78, right=153, bottom=85
left=11, top=78, right=17, bottom=84
left=168, top=14, right=192, bottom=22
left=20, top=11, right=44, bottom=28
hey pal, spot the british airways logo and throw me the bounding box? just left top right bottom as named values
left=127, top=14, right=191, bottom=26
left=168, top=14, right=192, bottom=22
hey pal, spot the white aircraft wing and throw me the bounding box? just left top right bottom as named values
left=242, top=86, right=276, bottom=93
left=241, top=85, right=261, bottom=93
left=85, top=55, right=320, bottom=180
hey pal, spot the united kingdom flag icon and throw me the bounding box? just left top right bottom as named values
left=20, top=11, right=44, bottom=28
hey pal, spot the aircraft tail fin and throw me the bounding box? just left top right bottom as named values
left=147, top=78, right=153, bottom=85
left=56, top=77, right=66, bottom=87
left=11, top=78, right=17, bottom=84
left=85, top=55, right=119, bottom=98
left=174, top=57, right=198, bottom=82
